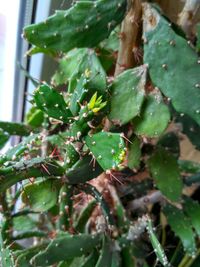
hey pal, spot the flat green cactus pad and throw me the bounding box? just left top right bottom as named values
left=108, top=66, right=146, bottom=125
left=133, top=93, right=170, bottom=137
left=0, top=157, right=64, bottom=193
left=157, top=132, right=180, bottom=158
left=96, top=236, right=112, bottom=267
left=0, top=133, right=39, bottom=164
left=0, top=121, right=31, bottom=136
left=53, top=48, right=106, bottom=93
left=32, top=234, right=102, bottom=266
left=21, top=179, right=61, bottom=212
left=127, top=136, right=141, bottom=169
left=0, top=224, right=14, bottom=267
left=148, top=148, right=183, bottom=202
left=85, top=132, right=126, bottom=170
left=34, top=84, right=72, bottom=122
left=143, top=3, right=200, bottom=126
left=23, top=0, right=126, bottom=53
left=183, top=197, right=200, bottom=237
left=66, top=155, right=103, bottom=184
left=175, top=113, right=200, bottom=150
left=163, top=204, right=196, bottom=256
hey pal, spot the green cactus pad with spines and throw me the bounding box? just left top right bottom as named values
left=0, top=129, right=9, bottom=149
left=0, top=224, right=14, bottom=267
left=85, top=132, right=126, bottom=170
left=58, top=184, right=74, bottom=231
left=146, top=219, right=170, bottom=267
left=0, top=121, right=31, bottom=136
left=127, top=136, right=141, bottom=169
left=13, top=215, right=37, bottom=232
left=21, top=179, right=61, bottom=212
left=15, top=243, right=48, bottom=267
left=175, top=113, right=200, bottom=150
left=65, top=143, right=79, bottom=168
left=78, top=183, right=114, bottom=225
left=23, top=0, right=126, bottom=53
left=121, top=247, right=134, bottom=267
left=0, top=133, right=39, bottom=164
left=148, top=148, right=183, bottom=202
left=34, top=84, right=72, bottom=122
left=53, top=48, right=106, bottom=92
left=108, top=66, right=146, bottom=125
left=69, top=75, right=89, bottom=116
left=183, top=197, right=200, bottom=237
left=75, top=200, right=97, bottom=232
left=0, top=157, right=64, bottom=193
left=111, top=250, right=121, bottom=267
left=157, top=132, right=180, bottom=158
left=100, top=26, right=120, bottom=52
left=163, top=204, right=196, bottom=256
left=66, top=155, right=103, bottom=184
left=96, top=236, right=112, bottom=267
left=133, top=93, right=170, bottom=137
left=178, top=160, right=200, bottom=174
left=80, top=250, right=99, bottom=267
left=143, top=3, right=200, bottom=126
left=27, top=45, right=58, bottom=57
left=32, top=234, right=102, bottom=266
left=25, top=106, right=44, bottom=128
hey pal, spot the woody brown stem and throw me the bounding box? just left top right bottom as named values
left=178, top=0, right=200, bottom=39
left=114, top=0, right=142, bottom=76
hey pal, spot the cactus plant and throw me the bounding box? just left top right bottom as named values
left=1, top=0, right=200, bottom=266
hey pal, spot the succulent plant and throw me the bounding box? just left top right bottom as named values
left=0, top=0, right=200, bottom=266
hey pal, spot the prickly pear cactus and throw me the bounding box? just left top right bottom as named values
left=1, top=0, right=200, bottom=266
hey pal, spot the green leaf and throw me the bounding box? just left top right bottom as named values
left=127, top=136, right=141, bottom=169
left=0, top=129, right=9, bottom=149
left=109, top=66, right=146, bottom=125
left=21, top=179, right=61, bottom=212
left=133, top=93, right=170, bottom=137
left=34, top=84, right=72, bottom=122
left=148, top=148, right=183, bottom=202
left=143, top=3, right=200, bottom=126
left=163, top=204, right=196, bottom=256
left=52, top=48, right=106, bottom=93
left=23, top=0, right=126, bottom=53
left=85, top=132, right=126, bottom=170
left=183, top=197, right=200, bottom=237
left=32, top=234, right=102, bottom=266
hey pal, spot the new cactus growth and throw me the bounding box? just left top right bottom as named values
left=1, top=0, right=200, bottom=266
